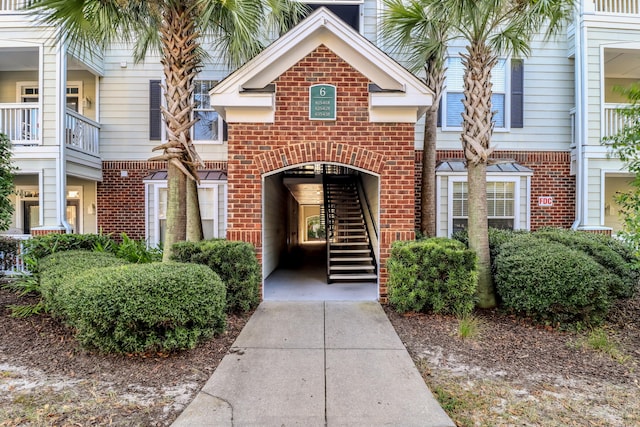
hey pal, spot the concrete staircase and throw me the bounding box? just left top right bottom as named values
left=324, top=177, right=376, bottom=283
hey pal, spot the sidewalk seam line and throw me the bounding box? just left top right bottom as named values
left=324, top=300, right=328, bottom=427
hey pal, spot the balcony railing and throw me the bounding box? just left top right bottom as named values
left=594, top=0, right=640, bottom=15
left=65, top=109, right=100, bottom=156
left=0, top=103, right=39, bottom=145
left=0, top=0, right=30, bottom=12
left=603, top=103, right=633, bottom=139
left=0, top=235, right=29, bottom=276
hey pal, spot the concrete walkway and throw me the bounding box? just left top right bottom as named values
left=172, top=301, right=454, bottom=426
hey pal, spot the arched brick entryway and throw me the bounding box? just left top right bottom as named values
left=224, top=44, right=420, bottom=301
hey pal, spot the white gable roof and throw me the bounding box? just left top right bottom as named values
left=210, top=7, right=433, bottom=123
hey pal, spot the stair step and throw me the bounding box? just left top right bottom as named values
left=330, top=265, right=376, bottom=271
left=331, top=249, right=371, bottom=254
left=329, top=273, right=377, bottom=281
left=330, top=257, right=373, bottom=262
left=331, top=242, right=369, bottom=246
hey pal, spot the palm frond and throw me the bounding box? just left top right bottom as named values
left=27, top=0, right=140, bottom=55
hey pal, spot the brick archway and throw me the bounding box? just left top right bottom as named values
left=255, top=142, right=386, bottom=176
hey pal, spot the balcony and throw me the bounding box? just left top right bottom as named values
left=0, top=103, right=39, bottom=145
left=603, top=103, right=632, bottom=139
left=594, top=0, right=640, bottom=15
left=0, top=104, right=100, bottom=155
left=0, top=0, right=29, bottom=12
left=65, top=109, right=100, bottom=156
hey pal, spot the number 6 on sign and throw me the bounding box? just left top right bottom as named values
left=309, top=84, right=336, bottom=121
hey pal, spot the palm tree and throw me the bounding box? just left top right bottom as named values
left=429, top=0, right=575, bottom=307
left=28, top=0, right=306, bottom=260
left=382, top=0, right=452, bottom=238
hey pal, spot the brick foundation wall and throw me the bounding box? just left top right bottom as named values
left=227, top=45, right=416, bottom=298
left=98, top=160, right=227, bottom=241
left=31, top=228, right=66, bottom=236
left=414, top=150, right=576, bottom=232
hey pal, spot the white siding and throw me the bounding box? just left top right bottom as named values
left=585, top=26, right=640, bottom=146
left=432, top=33, right=574, bottom=152
left=99, top=43, right=231, bottom=162
left=437, top=176, right=449, bottom=237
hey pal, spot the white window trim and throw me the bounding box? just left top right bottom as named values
left=446, top=175, right=522, bottom=237
left=146, top=180, right=227, bottom=246
left=441, top=56, right=512, bottom=133
left=17, top=81, right=84, bottom=114
left=193, top=79, right=224, bottom=145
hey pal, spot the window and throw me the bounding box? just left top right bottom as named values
left=149, top=80, right=226, bottom=143
left=193, top=80, right=225, bottom=143
left=441, top=57, right=523, bottom=130
left=451, top=181, right=515, bottom=233
left=153, top=182, right=227, bottom=245
left=303, top=1, right=362, bottom=31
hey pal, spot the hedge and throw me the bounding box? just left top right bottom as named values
left=494, top=234, right=612, bottom=326
left=57, top=262, right=226, bottom=354
left=39, top=250, right=130, bottom=316
left=387, top=238, right=478, bottom=316
left=533, top=228, right=639, bottom=299
left=171, top=239, right=261, bottom=313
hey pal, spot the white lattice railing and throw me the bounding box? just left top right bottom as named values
left=0, top=103, right=40, bottom=144
left=65, top=109, right=100, bottom=155
left=594, top=0, right=640, bottom=15
left=0, top=0, right=30, bottom=12
left=0, top=235, right=30, bottom=276
left=603, top=103, right=633, bottom=139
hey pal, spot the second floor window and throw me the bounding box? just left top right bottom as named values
left=193, top=80, right=225, bottom=143
left=442, top=57, right=510, bottom=130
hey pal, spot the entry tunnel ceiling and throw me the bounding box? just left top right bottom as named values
left=283, top=177, right=324, bottom=205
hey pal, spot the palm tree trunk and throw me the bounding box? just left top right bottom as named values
left=187, top=178, right=204, bottom=241
left=467, top=161, right=494, bottom=307
left=461, top=43, right=497, bottom=308
left=163, top=161, right=187, bottom=261
left=420, top=109, right=437, bottom=237
left=154, top=4, right=204, bottom=259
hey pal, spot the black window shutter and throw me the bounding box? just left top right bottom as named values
left=149, top=80, right=162, bottom=140
left=436, top=97, right=442, bottom=127
left=511, top=59, right=524, bottom=128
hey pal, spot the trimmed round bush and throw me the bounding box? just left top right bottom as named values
left=387, top=238, right=478, bottom=315
left=58, top=262, right=226, bottom=354
left=39, top=250, right=130, bottom=316
left=534, top=228, right=640, bottom=299
left=495, top=234, right=612, bottom=326
left=171, top=239, right=260, bottom=313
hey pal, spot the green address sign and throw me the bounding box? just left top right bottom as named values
left=309, top=84, right=336, bottom=120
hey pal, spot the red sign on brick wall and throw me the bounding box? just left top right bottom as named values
left=538, top=196, right=554, bottom=207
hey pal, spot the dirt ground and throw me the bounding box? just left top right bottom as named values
left=1, top=286, right=639, bottom=426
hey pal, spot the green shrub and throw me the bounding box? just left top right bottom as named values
left=387, top=238, right=478, bottom=316
left=495, top=234, right=612, bottom=327
left=172, top=239, right=260, bottom=313
left=534, top=228, right=640, bottom=299
left=23, top=233, right=116, bottom=271
left=39, top=250, right=129, bottom=316
left=115, top=233, right=162, bottom=263
left=452, top=228, right=527, bottom=274
left=58, top=262, right=226, bottom=354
